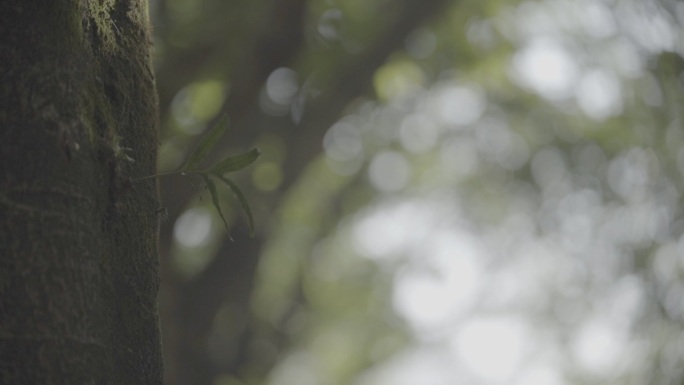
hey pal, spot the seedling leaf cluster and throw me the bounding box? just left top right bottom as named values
left=136, top=114, right=260, bottom=236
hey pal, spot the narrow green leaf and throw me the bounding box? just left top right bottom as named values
left=217, top=176, right=256, bottom=237
left=206, top=147, right=261, bottom=176
left=183, top=114, right=229, bottom=171
left=199, top=173, right=230, bottom=231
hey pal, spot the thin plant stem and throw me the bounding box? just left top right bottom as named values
left=131, top=171, right=182, bottom=182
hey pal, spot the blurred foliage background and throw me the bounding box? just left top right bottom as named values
left=148, top=0, right=684, bottom=384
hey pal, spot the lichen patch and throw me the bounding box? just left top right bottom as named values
left=84, top=0, right=119, bottom=54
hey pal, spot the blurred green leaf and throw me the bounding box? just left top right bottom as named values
left=199, top=173, right=230, bottom=231
left=182, top=114, right=229, bottom=171
left=207, top=147, right=261, bottom=175
left=217, top=175, right=256, bottom=237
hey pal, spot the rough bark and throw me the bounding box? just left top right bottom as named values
left=0, top=1, right=162, bottom=384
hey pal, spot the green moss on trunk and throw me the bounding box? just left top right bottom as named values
left=0, top=1, right=162, bottom=383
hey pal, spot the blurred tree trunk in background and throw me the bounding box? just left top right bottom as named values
left=0, top=1, right=162, bottom=383
left=155, top=0, right=450, bottom=383
left=150, top=0, right=684, bottom=383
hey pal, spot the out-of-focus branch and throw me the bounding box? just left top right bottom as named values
left=154, top=0, right=306, bottom=130
left=161, top=0, right=452, bottom=383
left=282, top=0, right=452, bottom=188
left=160, top=1, right=307, bottom=384
left=222, top=0, right=307, bottom=125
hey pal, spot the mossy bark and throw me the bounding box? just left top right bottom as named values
left=0, top=1, right=162, bottom=383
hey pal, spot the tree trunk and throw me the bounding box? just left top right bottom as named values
left=0, top=1, right=162, bottom=383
